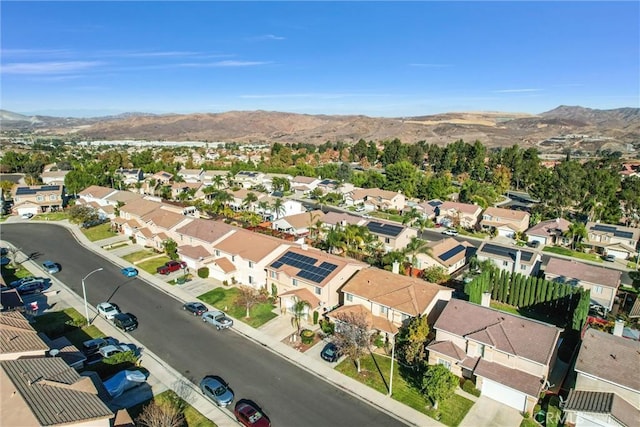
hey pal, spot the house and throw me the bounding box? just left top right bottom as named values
left=476, top=242, right=542, bottom=276
left=272, top=210, right=325, bottom=240
left=333, top=267, right=452, bottom=335
left=177, top=168, right=204, bottom=183
left=345, top=188, right=406, bottom=212
left=543, top=258, right=621, bottom=311
left=564, top=328, right=640, bottom=425
left=526, top=218, right=572, bottom=247
left=77, top=186, right=143, bottom=218
left=234, top=171, right=266, bottom=189
left=254, top=197, right=304, bottom=221
left=173, top=218, right=236, bottom=274
left=436, top=201, right=482, bottom=229
left=427, top=299, right=562, bottom=414
left=321, top=212, right=367, bottom=230
left=212, top=229, right=290, bottom=288
left=481, top=207, right=530, bottom=237
left=268, top=245, right=366, bottom=315
left=133, top=207, right=193, bottom=250
left=413, top=238, right=474, bottom=274
left=408, top=199, right=443, bottom=220
left=78, top=185, right=118, bottom=206
left=290, top=176, right=321, bottom=197
left=0, top=357, right=114, bottom=426
left=115, top=168, right=144, bottom=185
left=584, top=222, right=640, bottom=260
left=11, top=185, right=64, bottom=216
left=365, top=220, right=418, bottom=252
left=0, top=311, right=49, bottom=360
left=41, top=170, right=69, bottom=185
left=169, top=182, right=204, bottom=200
left=226, top=188, right=267, bottom=211
left=201, top=170, right=228, bottom=187
left=143, top=171, right=174, bottom=195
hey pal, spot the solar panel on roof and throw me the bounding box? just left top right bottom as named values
left=428, top=200, right=442, bottom=207
left=440, top=245, right=465, bottom=262
left=481, top=243, right=534, bottom=262
left=366, top=221, right=403, bottom=237
left=591, top=224, right=634, bottom=239
left=269, top=250, right=338, bottom=283
left=41, top=185, right=60, bottom=191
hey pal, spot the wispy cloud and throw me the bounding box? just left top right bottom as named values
left=1, top=48, right=73, bottom=57
left=493, top=88, right=542, bottom=93
left=117, top=50, right=203, bottom=58
left=409, top=63, right=453, bottom=68
left=247, top=34, right=286, bottom=41
left=179, top=60, right=270, bottom=68
left=1, top=61, right=103, bottom=75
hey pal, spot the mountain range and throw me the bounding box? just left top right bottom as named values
left=1, top=106, right=638, bottom=153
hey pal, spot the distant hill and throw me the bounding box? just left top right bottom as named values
left=1, top=106, right=638, bottom=153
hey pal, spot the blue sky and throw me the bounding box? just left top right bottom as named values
left=1, top=1, right=638, bottom=117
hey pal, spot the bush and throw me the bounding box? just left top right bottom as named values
left=374, top=334, right=385, bottom=348
left=462, top=379, right=481, bottom=397
left=320, top=319, right=335, bottom=335
left=300, top=329, right=315, bottom=344
left=313, top=311, right=319, bottom=325
left=197, top=267, right=209, bottom=278
left=103, top=350, right=139, bottom=365
left=222, top=280, right=229, bottom=287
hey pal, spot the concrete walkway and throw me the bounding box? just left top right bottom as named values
left=459, top=396, right=523, bottom=427
left=6, top=220, right=444, bottom=427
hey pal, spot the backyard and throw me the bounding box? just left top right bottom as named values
left=336, top=352, right=474, bottom=427
left=198, top=287, right=277, bottom=328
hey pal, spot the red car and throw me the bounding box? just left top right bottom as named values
left=156, top=260, right=187, bottom=275
left=234, top=402, right=270, bottom=427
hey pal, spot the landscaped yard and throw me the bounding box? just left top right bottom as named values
left=128, top=390, right=216, bottom=427
left=543, top=246, right=602, bottom=263
left=30, top=308, right=104, bottom=348
left=336, top=352, right=474, bottom=427
left=1, top=264, right=33, bottom=284
left=137, top=256, right=172, bottom=274
left=123, top=249, right=160, bottom=263
left=81, top=222, right=117, bottom=241
left=198, top=287, right=277, bottom=328
left=34, top=212, right=69, bottom=221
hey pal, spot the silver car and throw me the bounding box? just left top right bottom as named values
left=199, top=376, right=234, bottom=407
left=202, top=310, right=234, bottom=330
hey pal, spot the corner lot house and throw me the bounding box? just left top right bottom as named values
left=11, top=185, right=64, bottom=216
left=413, top=238, right=474, bottom=274
left=584, top=222, right=640, bottom=260
left=334, top=267, right=452, bottom=335
left=476, top=242, right=542, bottom=276
left=543, top=258, right=621, bottom=311
left=525, top=218, right=571, bottom=247
left=427, top=299, right=561, bottom=414
left=481, top=206, right=530, bottom=237
left=564, top=328, right=640, bottom=426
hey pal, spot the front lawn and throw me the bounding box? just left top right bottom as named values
left=1, top=264, right=33, bottom=284
left=137, top=257, right=172, bottom=274
left=123, top=249, right=160, bottom=263
left=129, top=390, right=216, bottom=427
left=198, top=287, right=277, bottom=328
left=34, top=212, right=68, bottom=221
left=336, top=352, right=473, bottom=427
left=31, top=308, right=104, bottom=348
left=542, top=246, right=602, bottom=263
left=81, top=223, right=117, bottom=241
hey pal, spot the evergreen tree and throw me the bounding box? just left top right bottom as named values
left=523, top=280, right=531, bottom=307
left=501, top=271, right=510, bottom=303
left=528, top=277, right=537, bottom=306
left=572, top=289, right=591, bottom=331
left=518, top=276, right=527, bottom=307
left=545, top=279, right=554, bottom=302
left=510, top=274, right=520, bottom=306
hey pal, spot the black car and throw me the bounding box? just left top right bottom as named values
left=320, top=342, right=340, bottom=363
left=183, top=302, right=208, bottom=316
left=16, top=280, right=46, bottom=295
left=113, top=313, right=138, bottom=332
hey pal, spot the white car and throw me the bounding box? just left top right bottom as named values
left=99, top=343, right=137, bottom=358
left=96, top=302, right=120, bottom=320
left=442, top=228, right=458, bottom=236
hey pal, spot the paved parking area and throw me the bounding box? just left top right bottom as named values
left=459, top=396, right=523, bottom=427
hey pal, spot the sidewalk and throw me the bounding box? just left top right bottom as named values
left=20, top=220, right=444, bottom=427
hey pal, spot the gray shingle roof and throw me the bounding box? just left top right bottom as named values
left=564, top=390, right=640, bottom=427
left=0, top=311, right=49, bottom=355
left=1, top=358, right=113, bottom=426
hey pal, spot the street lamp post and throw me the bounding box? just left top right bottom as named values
left=82, top=268, right=104, bottom=325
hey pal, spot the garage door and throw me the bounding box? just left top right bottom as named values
left=481, top=378, right=527, bottom=412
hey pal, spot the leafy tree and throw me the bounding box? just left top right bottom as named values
left=336, top=163, right=352, bottom=183
left=68, top=205, right=99, bottom=224
left=64, top=169, right=94, bottom=196
left=422, top=266, right=449, bottom=284
left=290, top=297, right=312, bottom=335
left=422, top=364, right=458, bottom=410
left=403, top=236, right=431, bottom=276
left=384, top=161, right=419, bottom=197
left=396, top=315, right=430, bottom=366
left=333, top=311, right=372, bottom=373
left=162, top=239, right=178, bottom=260
left=380, top=138, right=406, bottom=166
left=235, top=285, right=268, bottom=318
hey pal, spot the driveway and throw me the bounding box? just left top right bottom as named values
left=459, top=396, right=523, bottom=427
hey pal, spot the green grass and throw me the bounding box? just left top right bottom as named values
left=122, top=249, right=160, bottom=263
left=137, top=257, right=172, bottom=274
left=490, top=301, right=521, bottom=315
left=34, top=212, right=68, bottom=221
left=542, top=246, right=602, bottom=262
left=336, top=352, right=473, bottom=427
left=1, top=264, right=33, bottom=284
left=519, top=418, right=539, bottom=427
left=198, top=287, right=277, bottom=328
left=81, top=223, right=117, bottom=241
left=30, top=308, right=104, bottom=348
left=128, top=390, right=216, bottom=427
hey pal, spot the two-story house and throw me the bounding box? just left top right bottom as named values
left=272, top=210, right=325, bottom=240
left=268, top=245, right=366, bottom=316
left=525, top=218, right=571, bottom=247
left=177, top=168, right=204, bottom=183
left=476, top=242, right=542, bottom=276
left=563, top=328, right=640, bottom=426
left=584, top=222, right=640, bottom=260
left=413, top=238, right=474, bottom=274
left=234, top=171, right=267, bottom=189
left=173, top=218, right=236, bottom=274
left=407, top=199, right=444, bottom=220
left=427, top=299, right=561, bottom=414
left=290, top=176, right=322, bottom=197
left=115, top=168, right=144, bottom=185
left=12, top=185, right=65, bottom=217
left=543, top=258, right=621, bottom=312
left=437, top=201, right=483, bottom=229
left=41, top=170, right=69, bottom=185
left=321, top=212, right=367, bottom=231
left=481, top=207, right=530, bottom=237
left=345, top=188, right=406, bottom=212
left=226, top=188, right=267, bottom=211
left=365, top=220, right=418, bottom=253
left=332, top=267, right=452, bottom=336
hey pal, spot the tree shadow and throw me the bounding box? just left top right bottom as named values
left=368, top=351, right=390, bottom=393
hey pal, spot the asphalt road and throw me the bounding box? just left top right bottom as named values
left=2, top=223, right=405, bottom=427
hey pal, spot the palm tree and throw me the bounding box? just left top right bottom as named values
left=226, top=171, right=235, bottom=188
left=564, top=222, right=587, bottom=250
left=257, top=201, right=271, bottom=219
left=243, top=192, right=258, bottom=211
left=402, top=207, right=421, bottom=226
left=271, top=198, right=286, bottom=219
left=403, top=237, right=432, bottom=276
left=290, top=298, right=312, bottom=335
left=213, top=175, right=224, bottom=190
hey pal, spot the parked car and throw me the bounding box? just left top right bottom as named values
left=99, top=344, right=137, bottom=358
left=320, top=342, right=340, bottom=363
left=442, top=228, right=458, bottom=236
left=96, top=302, right=121, bottom=320
left=526, top=240, right=540, bottom=248
left=0, top=257, right=9, bottom=266
left=42, top=260, right=60, bottom=274
left=16, top=280, right=46, bottom=295
left=200, top=376, right=234, bottom=407
left=604, top=254, right=616, bottom=262
left=234, top=401, right=270, bottom=427
left=21, top=212, right=34, bottom=219
left=156, top=260, right=187, bottom=275
left=113, top=313, right=138, bottom=332
left=82, top=337, right=119, bottom=355
left=183, top=302, right=208, bottom=316
left=202, top=310, right=233, bottom=330
left=121, top=267, right=139, bottom=277
left=9, top=276, right=42, bottom=288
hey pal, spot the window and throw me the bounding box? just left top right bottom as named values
left=248, top=261, right=254, bottom=268
left=49, top=195, right=57, bottom=201
left=315, top=287, right=321, bottom=295
left=292, top=278, right=298, bottom=286
left=215, top=250, right=220, bottom=257
left=593, top=286, right=603, bottom=294
left=248, top=276, right=254, bottom=284
left=521, top=264, right=527, bottom=270
left=345, top=293, right=353, bottom=302
left=231, top=256, right=235, bottom=262
left=437, top=359, right=451, bottom=370
left=270, top=271, right=277, bottom=279
left=401, top=313, right=410, bottom=322
left=380, top=305, right=388, bottom=315
left=503, top=261, right=508, bottom=266
left=36, top=196, right=44, bottom=201
left=385, top=237, right=390, bottom=244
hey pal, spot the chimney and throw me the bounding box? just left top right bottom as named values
left=613, top=319, right=625, bottom=337
left=513, top=250, right=522, bottom=274
left=481, top=292, right=491, bottom=307
left=392, top=261, right=400, bottom=274
left=301, top=243, right=308, bottom=251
